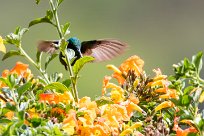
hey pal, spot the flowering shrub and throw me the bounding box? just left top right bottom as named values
left=0, top=0, right=204, bottom=136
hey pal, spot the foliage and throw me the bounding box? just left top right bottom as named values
left=0, top=0, right=203, bottom=136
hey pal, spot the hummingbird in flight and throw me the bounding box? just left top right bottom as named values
left=38, top=37, right=127, bottom=70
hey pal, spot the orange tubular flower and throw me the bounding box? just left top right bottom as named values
left=102, top=76, right=112, bottom=95
left=128, top=93, right=139, bottom=104
left=39, top=93, right=56, bottom=104
left=155, top=101, right=174, bottom=112
left=126, top=102, right=143, bottom=116
left=0, top=62, right=33, bottom=88
left=62, top=110, right=78, bottom=135
left=39, top=91, right=73, bottom=104
left=147, top=69, right=169, bottom=87
left=5, top=111, right=14, bottom=120
left=2, top=69, right=9, bottom=78
left=51, top=107, right=66, bottom=116
left=10, top=62, right=29, bottom=76
left=173, top=117, right=198, bottom=136
left=119, top=55, right=144, bottom=76
left=101, top=104, right=129, bottom=130
left=155, top=87, right=179, bottom=99
left=107, top=55, right=144, bottom=85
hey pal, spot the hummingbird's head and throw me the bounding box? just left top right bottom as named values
left=67, top=37, right=81, bottom=49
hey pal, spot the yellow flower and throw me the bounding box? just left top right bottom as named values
left=78, top=109, right=97, bottom=126
left=0, top=36, right=6, bottom=53
left=153, top=68, right=167, bottom=81
left=180, top=119, right=195, bottom=127
left=78, top=96, right=99, bottom=112
left=102, top=104, right=129, bottom=123
left=155, top=101, right=174, bottom=112
left=120, top=122, right=143, bottom=136
left=199, top=91, right=204, bottom=103
left=111, top=88, right=124, bottom=103
left=101, top=79, right=125, bottom=103
left=127, top=102, right=143, bottom=114
left=62, top=110, right=78, bottom=135
left=128, top=93, right=139, bottom=104
left=56, top=91, right=74, bottom=104
left=5, top=111, right=14, bottom=120
left=106, top=65, right=122, bottom=75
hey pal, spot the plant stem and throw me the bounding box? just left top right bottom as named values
left=18, top=45, right=50, bottom=84
left=198, top=77, right=204, bottom=86
left=49, top=0, right=62, bottom=38
left=11, top=89, right=19, bottom=111
left=49, top=0, right=78, bottom=102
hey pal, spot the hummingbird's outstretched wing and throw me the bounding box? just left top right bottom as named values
left=37, top=40, right=59, bottom=54
left=81, top=39, right=128, bottom=62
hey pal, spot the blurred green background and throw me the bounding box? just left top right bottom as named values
left=0, top=0, right=204, bottom=98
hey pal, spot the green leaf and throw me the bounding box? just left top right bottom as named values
left=194, top=116, right=204, bottom=131
left=14, top=27, right=21, bottom=35
left=181, top=95, right=192, bottom=106
left=29, top=10, right=54, bottom=27
left=46, top=10, right=53, bottom=20
left=0, top=119, right=12, bottom=123
left=19, top=28, right=29, bottom=39
left=0, top=77, right=10, bottom=88
left=35, top=0, right=41, bottom=4
left=17, top=82, right=32, bottom=98
left=5, top=33, right=20, bottom=45
left=30, top=118, right=42, bottom=128
left=44, top=82, right=69, bottom=93
left=2, top=50, right=22, bottom=61
left=8, top=74, right=15, bottom=88
left=18, top=110, right=25, bottom=120
left=62, top=79, right=71, bottom=88
left=29, top=18, right=53, bottom=27
left=5, top=27, right=28, bottom=46
left=192, top=52, right=203, bottom=74
left=62, top=22, right=70, bottom=36
left=6, top=102, right=16, bottom=111
left=170, top=98, right=181, bottom=106
left=53, top=126, right=62, bottom=135
left=57, top=0, right=64, bottom=6
left=178, top=109, right=193, bottom=120
left=96, top=98, right=114, bottom=107
left=45, top=53, right=58, bottom=70
left=183, top=86, right=194, bottom=95
left=2, top=123, right=13, bottom=136
left=59, top=39, right=67, bottom=52
left=73, top=56, right=95, bottom=75
left=36, top=51, right=42, bottom=65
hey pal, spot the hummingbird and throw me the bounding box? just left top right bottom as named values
left=37, top=37, right=127, bottom=70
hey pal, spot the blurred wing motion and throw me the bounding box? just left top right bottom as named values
left=37, top=40, right=59, bottom=54
left=81, top=39, right=128, bottom=62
